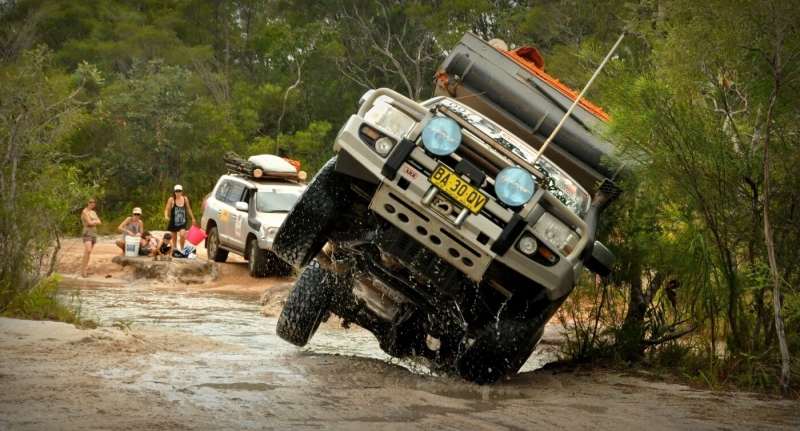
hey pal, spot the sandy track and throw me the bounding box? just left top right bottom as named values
left=55, top=234, right=286, bottom=293
left=1, top=317, right=798, bottom=430
left=1, top=236, right=794, bottom=429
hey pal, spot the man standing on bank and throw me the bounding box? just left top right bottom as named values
left=164, top=184, right=196, bottom=252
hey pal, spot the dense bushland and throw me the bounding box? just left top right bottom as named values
left=1, top=0, right=796, bottom=394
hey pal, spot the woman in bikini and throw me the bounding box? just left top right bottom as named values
left=81, top=198, right=102, bottom=278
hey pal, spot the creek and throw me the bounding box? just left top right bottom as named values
left=65, top=282, right=557, bottom=374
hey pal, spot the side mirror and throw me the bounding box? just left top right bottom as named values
left=234, top=202, right=248, bottom=212
left=585, top=241, right=615, bottom=277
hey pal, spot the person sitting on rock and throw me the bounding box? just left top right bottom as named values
left=115, top=207, right=144, bottom=254
left=154, top=233, right=173, bottom=261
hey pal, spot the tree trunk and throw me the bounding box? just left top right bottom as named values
left=276, top=60, right=303, bottom=157
left=620, top=271, right=664, bottom=361
left=762, top=80, right=791, bottom=397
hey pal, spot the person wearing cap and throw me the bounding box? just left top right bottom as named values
left=164, top=184, right=196, bottom=252
left=115, top=207, right=145, bottom=254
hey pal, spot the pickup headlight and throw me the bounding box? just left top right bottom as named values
left=421, top=117, right=461, bottom=156
left=263, top=226, right=279, bottom=239
left=532, top=213, right=579, bottom=256
left=364, top=99, right=417, bottom=138
left=495, top=166, right=535, bottom=207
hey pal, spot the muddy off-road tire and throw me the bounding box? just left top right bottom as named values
left=207, top=226, right=228, bottom=263
left=276, top=259, right=340, bottom=346
left=273, top=157, right=354, bottom=269
left=454, top=304, right=551, bottom=384
left=248, top=239, right=269, bottom=278
left=374, top=312, right=432, bottom=359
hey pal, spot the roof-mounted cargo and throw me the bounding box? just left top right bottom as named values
left=434, top=32, right=616, bottom=192
left=224, top=152, right=307, bottom=181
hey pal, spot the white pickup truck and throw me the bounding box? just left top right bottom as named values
left=272, top=33, right=620, bottom=383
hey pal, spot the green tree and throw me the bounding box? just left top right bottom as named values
left=0, top=45, right=102, bottom=308
left=103, top=58, right=193, bottom=198
left=601, top=0, right=800, bottom=393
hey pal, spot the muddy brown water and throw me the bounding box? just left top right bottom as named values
left=3, top=285, right=790, bottom=429
left=64, top=283, right=558, bottom=375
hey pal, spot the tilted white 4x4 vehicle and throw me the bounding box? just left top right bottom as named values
left=273, top=33, right=621, bottom=383
left=202, top=154, right=306, bottom=277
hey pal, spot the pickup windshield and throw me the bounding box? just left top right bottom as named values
left=256, top=191, right=301, bottom=213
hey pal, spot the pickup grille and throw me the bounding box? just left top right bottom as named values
left=375, top=225, right=462, bottom=297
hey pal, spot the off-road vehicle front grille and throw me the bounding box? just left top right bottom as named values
left=375, top=225, right=462, bottom=296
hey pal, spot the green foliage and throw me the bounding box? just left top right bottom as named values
left=2, top=0, right=798, bottom=393
left=248, top=121, right=334, bottom=173
left=103, top=58, right=193, bottom=198
left=557, top=276, right=618, bottom=362
left=112, top=318, right=134, bottom=330
left=558, top=0, right=800, bottom=393
left=0, top=44, right=101, bottom=310
left=2, top=275, right=82, bottom=325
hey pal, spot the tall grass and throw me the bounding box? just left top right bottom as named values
left=2, top=275, right=85, bottom=326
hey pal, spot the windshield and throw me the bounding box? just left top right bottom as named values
left=256, top=191, right=301, bottom=213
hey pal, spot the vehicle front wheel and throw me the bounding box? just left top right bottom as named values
left=276, top=259, right=341, bottom=346
left=272, top=156, right=354, bottom=268
left=374, top=311, right=433, bottom=359
left=247, top=239, right=269, bottom=278
left=454, top=304, right=551, bottom=384
left=207, top=226, right=228, bottom=262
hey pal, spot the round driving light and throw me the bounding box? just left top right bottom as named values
left=518, top=235, right=537, bottom=255
left=421, top=117, right=461, bottom=156
left=495, top=166, right=536, bottom=207
left=374, top=137, right=395, bottom=156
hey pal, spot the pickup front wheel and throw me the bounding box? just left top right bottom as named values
left=273, top=156, right=354, bottom=268
left=454, top=304, right=551, bottom=384
left=276, top=259, right=340, bottom=346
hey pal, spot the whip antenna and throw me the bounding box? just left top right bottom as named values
left=531, top=32, right=626, bottom=165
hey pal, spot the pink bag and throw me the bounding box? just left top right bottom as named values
left=186, top=225, right=207, bottom=246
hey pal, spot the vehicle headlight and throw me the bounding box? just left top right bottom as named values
left=518, top=235, right=537, bottom=255
left=374, top=137, right=395, bottom=156
left=421, top=117, right=461, bottom=156
left=263, top=226, right=279, bottom=239
left=495, top=166, right=535, bottom=207
left=532, top=213, right=580, bottom=256
left=535, top=158, right=590, bottom=217
left=364, top=99, right=417, bottom=138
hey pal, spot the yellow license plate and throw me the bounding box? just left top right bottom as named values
left=430, top=165, right=487, bottom=214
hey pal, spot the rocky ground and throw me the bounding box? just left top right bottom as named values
left=0, top=236, right=797, bottom=430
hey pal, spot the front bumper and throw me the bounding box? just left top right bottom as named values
left=335, top=114, right=583, bottom=300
